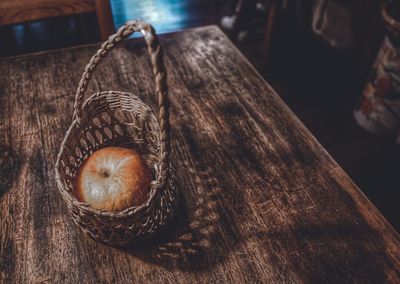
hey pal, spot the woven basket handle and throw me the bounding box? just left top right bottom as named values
left=73, top=20, right=170, bottom=186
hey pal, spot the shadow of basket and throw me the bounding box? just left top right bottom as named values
left=122, top=144, right=244, bottom=272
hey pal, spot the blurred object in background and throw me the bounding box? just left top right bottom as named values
left=220, top=0, right=384, bottom=72
left=220, top=0, right=268, bottom=40
left=0, top=14, right=100, bottom=57
left=308, top=0, right=384, bottom=67
left=0, top=0, right=114, bottom=39
left=355, top=0, right=400, bottom=142
left=220, top=0, right=282, bottom=67
left=0, top=0, right=229, bottom=58
left=312, top=0, right=354, bottom=49
left=0, top=0, right=116, bottom=57
left=110, top=0, right=225, bottom=35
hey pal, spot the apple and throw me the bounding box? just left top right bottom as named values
left=74, top=146, right=151, bottom=211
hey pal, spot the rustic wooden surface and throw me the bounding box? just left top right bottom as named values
left=0, top=26, right=399, bottom=283
left=0, top=0, right=96, bottom=26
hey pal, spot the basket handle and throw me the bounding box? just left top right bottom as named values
left=73, top=20, right=170, bottom=187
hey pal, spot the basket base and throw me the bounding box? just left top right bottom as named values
left=78, top=167, right=179, bottom=247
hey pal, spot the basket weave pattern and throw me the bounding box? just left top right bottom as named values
left=55, top=21, right=178, bottom=246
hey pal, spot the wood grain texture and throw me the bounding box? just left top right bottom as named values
left=0, top=26, right=399, bottom=283
left=0, top=0, right=95, bottom=25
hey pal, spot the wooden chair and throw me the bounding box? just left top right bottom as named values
left=0, top=0, right=115, bottom=40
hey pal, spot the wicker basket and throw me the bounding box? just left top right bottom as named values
left=55, top=21, right=178, bottom=246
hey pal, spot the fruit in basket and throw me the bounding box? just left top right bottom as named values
left=74, top=146, right=151, bottom=212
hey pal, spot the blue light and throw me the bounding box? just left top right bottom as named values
left=110, top=0, right=191, bottom=36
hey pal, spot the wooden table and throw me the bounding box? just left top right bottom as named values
left=0, top=26, right=399, bottom=283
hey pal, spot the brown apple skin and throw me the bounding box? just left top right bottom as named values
left=74, top=146, right=151, bottom=212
